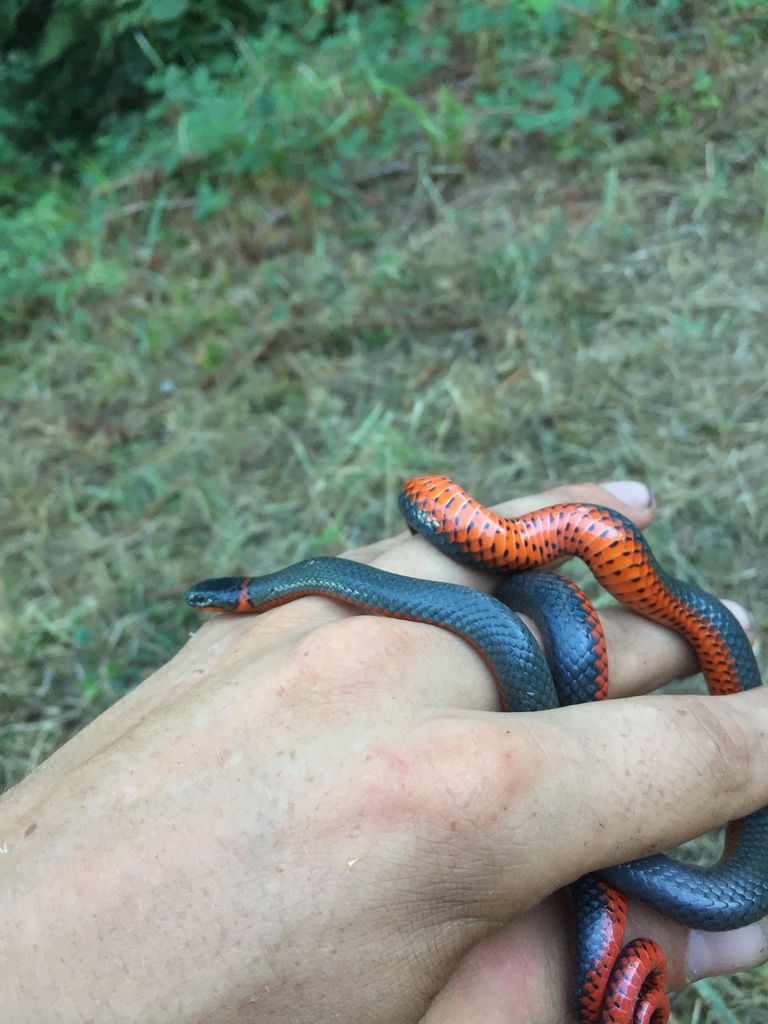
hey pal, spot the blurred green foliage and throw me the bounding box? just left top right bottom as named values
left=2, top=0, right=765, bottom=315
left=1, top=0, right=339, bottom=158
left=1, top=0, right=623, bottom=185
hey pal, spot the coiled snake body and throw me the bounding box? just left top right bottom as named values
left=187, top=476, right=766, bottom=1024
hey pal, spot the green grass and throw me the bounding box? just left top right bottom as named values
left=2, top=2, right=768, bottom=1020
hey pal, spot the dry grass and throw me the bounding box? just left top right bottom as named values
left=2, top=21, right=768, bottom=1023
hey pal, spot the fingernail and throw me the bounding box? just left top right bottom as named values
left=720, top=599, right=755, bottom=635
left=687, top=919, right=768, bottom=982
left=599, top=480, right=654, bottom=508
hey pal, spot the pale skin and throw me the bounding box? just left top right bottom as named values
left=2, top=480, right=768, bottom=1024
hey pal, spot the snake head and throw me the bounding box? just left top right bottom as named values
left=185, top=577, right=249, bottom=613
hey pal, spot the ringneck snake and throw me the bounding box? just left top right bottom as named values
left=186, top=474, right=766, bottom=1024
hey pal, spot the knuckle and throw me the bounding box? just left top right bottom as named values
left=285, top=613, right=424, bottom=699
left=686, top=697, right=758, bottom=799
left=396, top=716, right=548, bottom=834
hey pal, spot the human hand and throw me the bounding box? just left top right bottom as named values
left=2, top=480, right=766, bottom=1024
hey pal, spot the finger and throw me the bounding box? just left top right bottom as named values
left=362, top=479, right=656, bottom=586
left=242, top=585, right=756, bottom=735
left=419, top=895, right=572, bottom=1024
left=329, top=576, right=756, bottom=720
left=600, top=598, right=756, bottom=700
left=495, top=688, right=768, bottom=893
left=686, top=914, right=768, bottom=983
left=603, top=898, right=768, bottom=992
left=419, top=893, right=768, bottom=1024
left=400, top=688, right=768, bottom=912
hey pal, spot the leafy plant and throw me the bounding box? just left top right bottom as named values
left=3, top=0, right=766, bottom=318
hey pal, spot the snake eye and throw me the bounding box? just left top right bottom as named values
left=185, top=586, right=223, bottom=610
